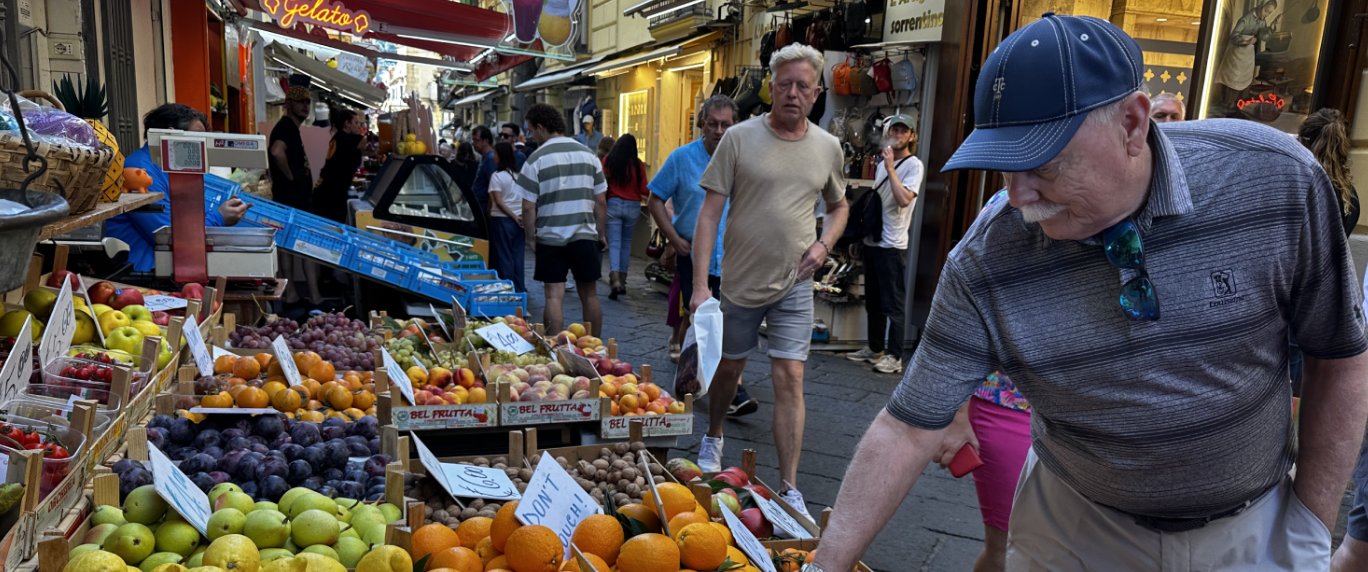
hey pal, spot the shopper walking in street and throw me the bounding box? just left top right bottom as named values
left=846, top=114, right=921, bottom=375
left=648, top=94, right=757, bottom=416
left=811, top=15, right=1368, bottom=572
left=518, top=103, right=608, bottom=337
left=576, top=114, right=605, bottom=150
left=602, top=134, right=648, bottom=300
left=488, top=141, right=527, bottom=293
left=1300, top=108, right=1359, bottom=236
left=314, top=108, right=367, bottom=224
left=690, top=43, right=849, bottom=518
left=596, top=136, right=615, bottom=160
left=474, top=125, right=525, bottom=219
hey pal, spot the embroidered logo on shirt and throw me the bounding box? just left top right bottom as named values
left=1210, top=270, right=1237, bottom=298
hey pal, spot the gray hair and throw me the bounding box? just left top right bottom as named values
left=1084, top=90, right=1142, bottom=127
left=769, top=43, right=823, bottom=76
left=1151, top=93, right=1185, bottom=113
left=697, top=95, right=739, bottom=128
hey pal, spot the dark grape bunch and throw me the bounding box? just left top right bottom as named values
left=227, top=317, right=300, bottom=348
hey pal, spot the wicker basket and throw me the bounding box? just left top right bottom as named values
left=0, top=90, right=113, bottom=214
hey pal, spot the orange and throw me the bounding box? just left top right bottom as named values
left=484, top=555, right=510, bottom=571
left=642, top=482, right=696, bottom=520
left=776, top=548, right=809, bottom=572
left=235, top=386, right=269, bottom=408
left=298, top=410, right=325, bottom=422
left=725, top=546, right=748, bottom=566
left=301, top=379, right=322, bottom=398
left=476, top=538, right=500, bottom=564
left=261, top=381, right=287, bottom=399
left=413, top=523, right=463, bottom=563
left=667, top=512, right=708, bottom=538
left=692, top=504, right=709, bottom=522
left=429, top=547, right=483, bottom=572
left=308, top=360, right=336, bottom=382
left=559, top=553, right=609, bottom=572
left=325, top=386, right=354, bottom=410
left=710, top=522, right=733, bottom=547
left=570, top=514, right=624, bottom=565
left=201, top=391, right=233, bottom=408
left=639, top=383, right=661, bottom=402
left=503, top=525, right=562, bottom=572
left=456, top=516, right=493, bottom=549
left=232, top=357, right=261, bottom=379
left=254, top=352, right=274, bottom=369
left=267, top=360, right=284, bottom=380
left=490, top=501, right=521, bottom=552
left=352, top=390, right=376, bottom=410
left=615, top=533, right=678, bottom=572
left=675, top=523, right=726, bottom=570
left=213, top=355, right=236, bottom=375
left=614, top=504, right=660, bottom=533
left=294, top=351, right=322, bottom=375
left=273, top=385, right=306, bottom=411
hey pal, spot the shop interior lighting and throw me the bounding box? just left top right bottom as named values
left=666, top=62, right=705, bottom=73
left=1155, top=17, right=1168, bottom=22
left=624, top=0, right=704, bottom=18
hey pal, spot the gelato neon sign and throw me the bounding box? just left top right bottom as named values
left=1236, top=92, right=1287, bottom=112
left=262, top=0, right=371, bottom=35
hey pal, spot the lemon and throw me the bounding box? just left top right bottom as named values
left=355, top=545, right=411, bottom=572
left=202, top=535, right=259, bottom=572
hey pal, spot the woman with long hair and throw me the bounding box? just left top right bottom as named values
left=487, top=141, right=526, bottom=292
left=1299, top=108, right=1359, bottom=236
left=602, top=134, right=649, bottom=299
left=452, top=140, right=480, bottom=195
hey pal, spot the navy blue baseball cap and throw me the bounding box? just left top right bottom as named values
left=942, top=14, right=1143, bottom=172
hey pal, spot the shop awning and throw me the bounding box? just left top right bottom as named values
left=582, top=32, right=719, bottom=76
left=265, top=44, right=388, bottom=109
left=514, top=56, right=609, bottom=92
left=451, top=88, right=504, bottom=109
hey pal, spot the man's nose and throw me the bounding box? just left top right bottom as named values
left=1004, top=174, right=1040, bottom=207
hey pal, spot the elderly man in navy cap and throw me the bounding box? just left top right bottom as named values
left=807, top=14, right=1368, bottom=571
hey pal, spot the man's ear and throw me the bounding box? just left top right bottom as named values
left=1122, top=92, right=1151, bottom=158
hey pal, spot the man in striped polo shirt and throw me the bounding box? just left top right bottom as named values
left=517, top=103, right=608, bottom=337
left=809, top=14, right=1368, bottom=572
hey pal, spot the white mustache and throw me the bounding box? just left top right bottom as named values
left=1019, top=202, right=1066, bottom=223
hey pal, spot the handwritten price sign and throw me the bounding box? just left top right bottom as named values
left=517, top=452, right=601, bottom=562
left=0, top=318, right=33, bottom=403
left=476, top=323, right=535, bottom=355
left=721, top=504, right=778, bottom=572
left=412, top=433, right=520, bottom=500
left=38, top=286, right=75, bottom=367
left=756, top=495, right=814, bottom=539
left=381, top=347, right=417, bottom=405
left=182, top=315, right=213, bottom=377
left=148, top=443, right=212, bottom=535
left=143, top=295, right=188, bottom=312
left=271, top=336, right=302, bottom=385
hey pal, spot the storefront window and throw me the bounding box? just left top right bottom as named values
left=619, top=89, right=649, bottom=163
left=1198, top=0, right=1331, bottom=132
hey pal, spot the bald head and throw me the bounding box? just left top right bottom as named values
left=1150, top=94, right=1185, bottom=123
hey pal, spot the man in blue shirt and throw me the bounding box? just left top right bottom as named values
left=105, top=103, right=248, bottom=272
left=471, top=125, right=524, bottom=216
left=646, top=95, right=756, bottom=416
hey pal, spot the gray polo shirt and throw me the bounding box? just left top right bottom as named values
left=889, top=118, right=1368, bottom=519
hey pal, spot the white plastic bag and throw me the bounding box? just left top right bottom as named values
left=674, top=297, right=724, bottom=399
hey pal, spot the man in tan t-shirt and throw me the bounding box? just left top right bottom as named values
left=690, top=43, right=849, bottom=520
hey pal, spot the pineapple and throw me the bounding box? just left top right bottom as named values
left=54, top=74, right=125, bottom=202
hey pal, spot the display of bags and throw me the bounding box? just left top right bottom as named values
left=873, top=58, right=893, bottom=93
left=832, top=58, right=853, bottom=96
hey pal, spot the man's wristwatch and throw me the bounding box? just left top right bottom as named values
left=800, top=564, right=829, bottom=572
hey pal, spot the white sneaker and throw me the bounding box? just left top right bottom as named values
left=779, top=481, right=814, bottom=522
left=873, top=354, right=904, bottom=374
left=698, top=435, right=723, bottom=473
left=846, top=347, right=880, bottom=363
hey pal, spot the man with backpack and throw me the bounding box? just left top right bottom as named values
left=846, top=114, right=921, bottom=374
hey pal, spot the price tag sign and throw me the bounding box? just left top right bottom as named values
left=720, top=504, right=778, bottom=572
left=557, top=348, right=599, bottom=378
left=55, top=394, right=83, bottom=417
left=211, top=346, right=233, bottom=360
left=336, top=52, right=368, bottom=80
left=271, top=336, right=302, bottom=385
left=182, top=315, right=213, bottom=377
left=75, top=275, right=105, bottom=346
left=755, top=495, right=814, bottom=539
left=381, top=347, right=417, bottom=405
left=38, top=286, right=75, bottom=367
left=412, top=355, right=428, bottom=374
left=148, top=443, right=212, bottom=535
left=144, top=295, right=188, bottom=312
left=412, top=433, right=520, bottom=500
left=517, top=451, right=601, bottom=562
left=450, top=297, right=468, bottom=330
left=429, top=304, right=452, bottom=339
left=475, top=323, right=535, bottom=355
left=0, top=318, right=33, bottom=403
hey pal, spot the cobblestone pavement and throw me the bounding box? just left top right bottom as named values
left=517, top=250, right=1362, bottom=570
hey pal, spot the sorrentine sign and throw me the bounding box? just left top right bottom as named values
left=263, top=0, right=371, bottom=34
left=883, top=0, right=945, bottom=43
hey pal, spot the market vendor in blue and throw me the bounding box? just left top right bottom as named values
left=105, top=103, right=248, bottom=272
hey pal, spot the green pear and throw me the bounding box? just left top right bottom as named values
left=301, top=545, right=338, bottom=561
left=286, top=493, right=336, bottom=520
left=205, top=509, right=246, bottom=540
left=124, top=486, right=168, bottom=525
left=338, top=528, right=358, bottom=540
left=289, top=510, right=339, bottom=547
left=259, top=548, right=294, bottom=562
left=185, top=551, right=204, bottom=568
left=211, top=491, right=255, bottom=515
left=154, top=521, right=201, bottom=557
left=360, top=524, right=386, bottom=547
left=206, top=483, right=243, bottom=508
left=103, top=523, right=156, bottom=565
left=243, top=510, right=291, bottom=549
left=138, top=552, right=183, bottom=572
left=332, top=536, right=367, bottom=568
left=68, top=543, right=101, bottom=558
left=84, top=523, right=121, bottom=545
left=92, top=505, right=128, bottom=526
left=377, top=503, right=402, bottom=523
left=150, top=564, right=188, bottom=572
left=276, top=488, right=312, bottom=516
left=253, top=501, right=278, bottom=513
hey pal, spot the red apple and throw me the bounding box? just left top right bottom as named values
left=594, top=358, right=613, bottom=376
left=109, top=288, right=144, bottom=310
left=739, top=508, right=772, bottom=538
left=743, top=483, right=772, bottom=501
left=151, top=311, right=171, bottom=326
left=46, top=270, right=78, bottom=290
left=713, top=470, right=747, bottom=488
left=88, top=281, right=116, bottom=305
left=181, top=282, right=205, bottom=300
left=611, top=361, right=633, bottom=376
left=721, top=466, right=751, bottom=484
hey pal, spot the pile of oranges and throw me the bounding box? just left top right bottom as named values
left=201, top=351, right=378, bottom=421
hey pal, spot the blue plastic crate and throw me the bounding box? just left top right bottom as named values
left=469, top=292, right=527, bottom=318
left=350, top=234, right=420, bottom=288
left=236, top=195, right=296, bottom=236
left=283, top=224, right=353, bottom=266
left=409, top=264, right=469, bottom=302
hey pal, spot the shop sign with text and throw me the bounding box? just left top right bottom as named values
left=883, top=0, right=944, bottom=43
left=263, top=0, right=371, bottom=35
